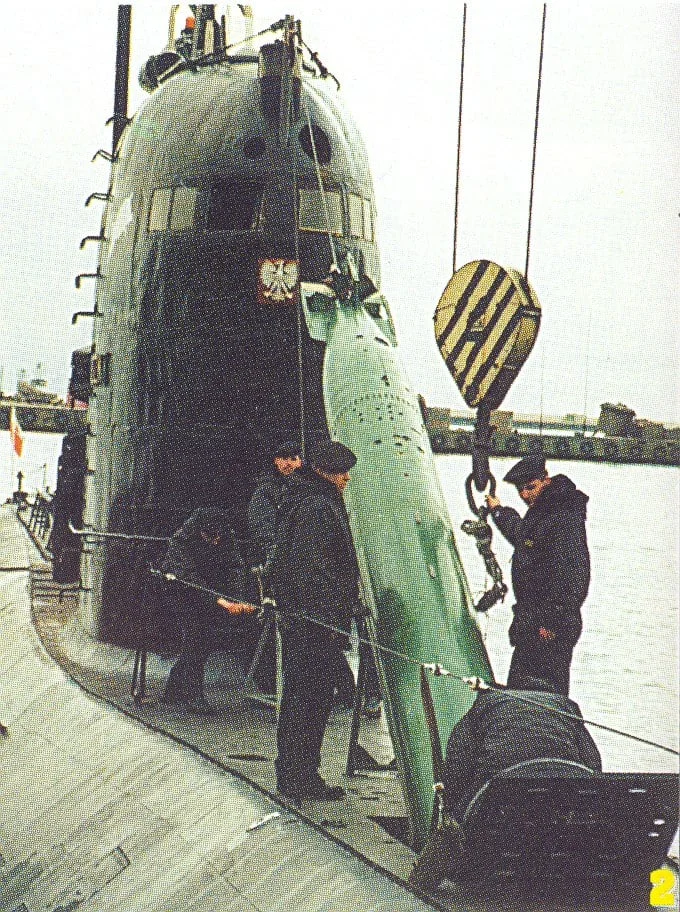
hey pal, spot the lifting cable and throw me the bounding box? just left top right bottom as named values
left=449, top=4, right=551, bottom=609
left=290, top=50, right=306, bottom=458
left=450, top=5, right=507, bottom=610
left=525, top=4, right=547, bottom=281
left=147, top=567, right=679, bottom=760
left=452, top=3, right=467, bottom=274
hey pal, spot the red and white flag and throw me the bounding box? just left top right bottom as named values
left=9, top=407, right=24, bottom=458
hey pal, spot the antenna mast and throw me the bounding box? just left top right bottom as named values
left=112, top=6, right=131, bottom=156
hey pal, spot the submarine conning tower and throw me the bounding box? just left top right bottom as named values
left=80, top=17, right=382, bottom=643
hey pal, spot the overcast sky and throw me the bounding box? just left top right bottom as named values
left=1, top=2, right=678, bottom=422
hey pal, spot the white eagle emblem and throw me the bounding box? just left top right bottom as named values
left=259, top=258, right=300, bottom=304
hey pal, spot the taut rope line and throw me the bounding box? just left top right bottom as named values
left=525, top=3, right=547, bottom=280
left=147, top=568, right=680, bottom=760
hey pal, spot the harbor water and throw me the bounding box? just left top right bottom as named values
left=1, top=432, right=678, bottom=776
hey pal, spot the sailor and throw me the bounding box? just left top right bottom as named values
left=409, top=675, right=602, bottom=890
left=247, top=440, right=303, bottom=570
left=246, top=441, right=303, bottom=696
left=269, top=440, right=360, bottom=801
left=248, top=439, right=382, bottom=717
left=485, top=455, right=591, bottom=696
left=162, top=507, right=255, bottom=714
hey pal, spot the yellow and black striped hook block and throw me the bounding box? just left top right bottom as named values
left=434, top=260, right=541, bottom=410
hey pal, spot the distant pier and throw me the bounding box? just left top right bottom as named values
left=424, top=405, right=680, bottom=467
left=0, top=399, right=86, bottom=434
left=2, top=396, right=677, bottom=467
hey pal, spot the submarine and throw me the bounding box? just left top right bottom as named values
left=45, top=5, right=678, bottom=902
left=53, top=4, right=492, bottom=850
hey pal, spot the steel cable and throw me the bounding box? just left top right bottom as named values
left=452, top=3, right=467, bottom=273
left=148, top=568, right=679, bottom=759
left=525, top=4, right=547, bottom=280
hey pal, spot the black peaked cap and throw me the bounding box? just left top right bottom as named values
left=308, top=440, right=357, bottom=474
left=273, top=440, right=302, bottom=459
left=503, top=454, right=547, bottom=487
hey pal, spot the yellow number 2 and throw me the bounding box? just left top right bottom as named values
left=650, top=868, right=678, bottom=908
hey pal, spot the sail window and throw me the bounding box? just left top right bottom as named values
left=298, top=188, right=343, bottom=235
left=206, top=181, right=263, bottom=231
left=362, top=198, right=374, bottom=241
left=299, top=124, right=332, bottom=164
left=348, top=194, right=364, bottom=238
left=348, top=193, right=375, bottom=241
left=148, top=189, right=173, bottom=231
left=170, top=187, right=198, bottom=231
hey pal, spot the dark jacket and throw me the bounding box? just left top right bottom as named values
left=268, top=468, right=361, bottom=632
left=162, top=509, right=240, bottom=593
left=490, top=474, right=590, bottom=645
left=247, top=469, right=289, bottom=566
left=444, top=686, right=602, bottom=817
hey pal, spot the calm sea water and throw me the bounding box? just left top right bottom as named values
left=2, top=433, right=678, bottom=775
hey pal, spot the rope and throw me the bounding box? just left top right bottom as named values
left=301, top=92, right=339, bottom=271
left=292, top=97, right=306, bottom=458
left=298, top=36, right=340, bottom=89
left=452, top=2, right=467, bottom=273
left=525, top=3, right=547, bottom=280
left=69, top=523, right=169, bottom=543
left=224, top=18, right=287, bottom=53
left=149, top=568, right=679, bottom=759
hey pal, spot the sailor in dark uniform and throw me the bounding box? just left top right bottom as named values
left=162, top=507, right=255, bottom=714
left=486, top=455, right=591, bottom=696
left=247, top=441, right=302, bottom=569
left=409, top=675, right=601, bottom=890
left=269, top=440, right=361, bottom=801
left=248, top=440, right=381, bottom=716
left=247, top=441, right=303, bottom=695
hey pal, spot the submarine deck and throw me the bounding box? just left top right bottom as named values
left=0, top=505, right=439, bottom=912
left=4, top=507, right=671, bottom=911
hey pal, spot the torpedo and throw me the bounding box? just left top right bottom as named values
left=301, top=274, right=492, bottom=846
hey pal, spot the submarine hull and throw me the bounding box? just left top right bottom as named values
left=76, top=17, right=493, bottom=852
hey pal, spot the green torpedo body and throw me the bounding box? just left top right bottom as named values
left=303, top=282, right=493, bottom=848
